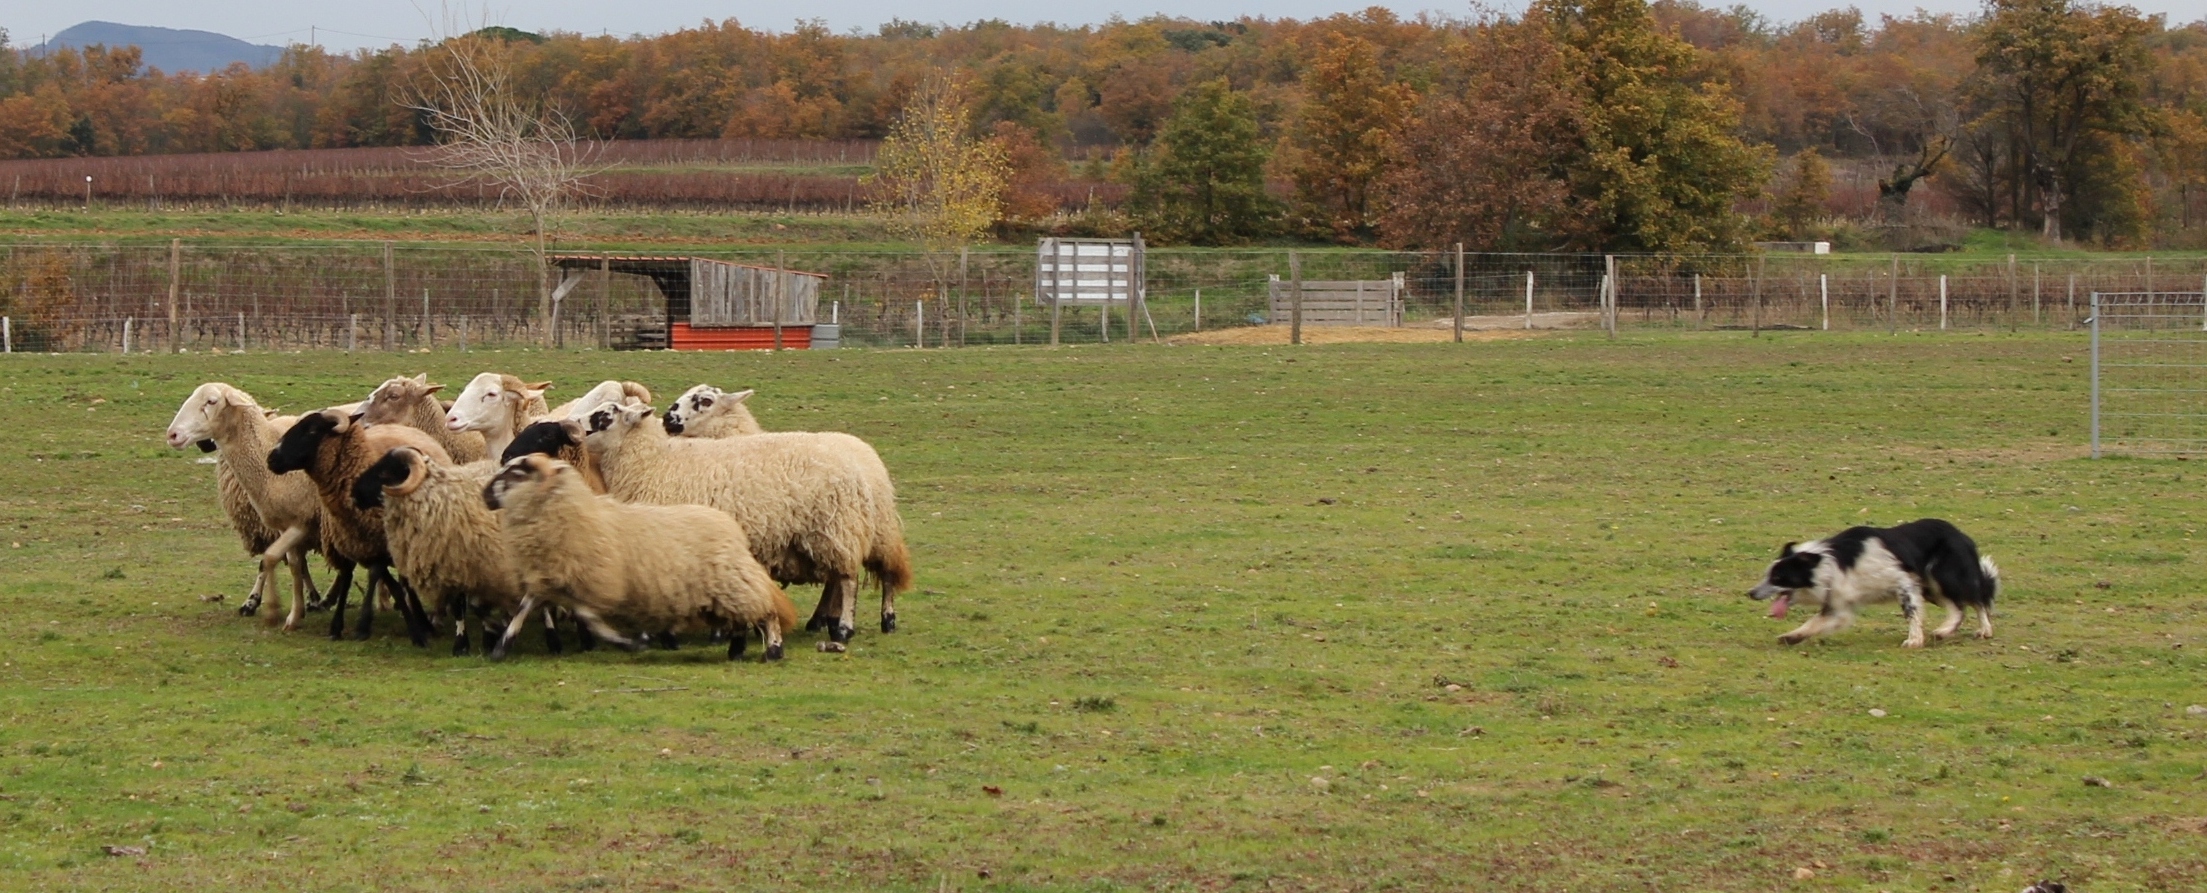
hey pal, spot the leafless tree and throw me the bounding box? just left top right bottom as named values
left=405, top=33, right=596, bottom=345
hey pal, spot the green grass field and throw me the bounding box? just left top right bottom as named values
left=0, top=332, right=2200, bottom=891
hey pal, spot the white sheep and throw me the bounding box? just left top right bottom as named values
left=661, top=385, right=764, bottom=437
left=444, top=373, right=554, bottom=459
left=482, top=454, right=798, bottom=661
left=166, top=383, right=328, bottom=629
left=658, top=384, right=908, bottom=635
left=361, top=374, right=488, bottom=463
left=577, top=401, right=913, bottom=644
left=549, top=380, right=652, bottom=421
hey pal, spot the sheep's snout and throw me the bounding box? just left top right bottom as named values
left=164, top=428, right=190, bottom=449
left=661, top=409, right=685, bottom=435
left=445, top=412, right=469, bottom=431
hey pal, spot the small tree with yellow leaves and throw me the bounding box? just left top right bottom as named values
left=865, top=77, right=1009, bottom=343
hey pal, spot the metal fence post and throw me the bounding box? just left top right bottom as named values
left=2090, top=291, right=2101, bottom=459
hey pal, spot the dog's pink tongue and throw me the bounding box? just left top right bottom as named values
left=1768, top=594, right=1791, bottom=618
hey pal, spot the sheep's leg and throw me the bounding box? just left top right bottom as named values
left=830, top=575, right=858, bottom=644
left=540, top=606, right=564, bottom=655
left=653, top=630, right=679, bottom=651
left=762, top=618, right=784, bottom=662
left=570, top=609, right=599, bottom=652
left=568, top=607, right=635, bottom=652
left=328, top=567, right=359, bottom=641
left=450, top=591, right=472, bottom=657
left=238, top=561, right=267, bottom=617
left=350, top=570, right=380, bottom=640
left=727, top=624, right=749, bottom=660
left=805, top=586, right=836, bottom=633
left=395, top=576, right=432, bottom=648
left=880, top=575, right=898, bottom=634
left=308, top=560, right=348, bottom=613
left=291, top=547, right=323, bottom=609
left=489, top=596, right=538, bottom=662
left=254, top=526, right=312, bottom=630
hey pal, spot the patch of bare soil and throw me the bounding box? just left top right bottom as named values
left=1169, top=325, right=1551, bottom=346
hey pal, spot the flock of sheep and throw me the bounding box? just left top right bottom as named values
left=162, top=373, right=912, bottom=662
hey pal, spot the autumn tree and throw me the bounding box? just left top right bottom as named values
left=1375, top=17, right=1587, bottom=251
left=407, top=30, right=596, bottom=345
left=1125, top=78, right=1274, bottom=245
left=864, top=75, right=1009, bottom=327
left=1973, top=0, right=2155, bottom=244
left=1545, top=0, right=1770, bottom=253
left=1285, top=32, right=1416, bottom=241
left=1771, top=147, right=1832, bottom=237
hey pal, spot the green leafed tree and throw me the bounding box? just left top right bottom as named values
left=1125, top=78, right=1275, bottom=245
left=1543, top=0, right=1770, bottom=253
left=1972, top=0, right=2154, bottom=245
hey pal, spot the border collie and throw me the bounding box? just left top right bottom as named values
left=1748, top=518, right=1999, bottom=648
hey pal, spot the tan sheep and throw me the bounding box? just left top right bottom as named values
left=362, top=374, right=488, bottom=463
left=166, top=383, right=327, bottom=629
left=579, top=401, right=913, bottom=644
left=351, top=448, right=564, bottom=656
left=482, top=454, right=798, bottom=661
left=267, top=407, right=452, bottom=643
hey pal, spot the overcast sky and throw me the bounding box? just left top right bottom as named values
left=6, top=0, right=2200, bottom=54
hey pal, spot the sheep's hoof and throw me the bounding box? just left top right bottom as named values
left=236, top=598, right=261, bottom=617
left=728, top=634, right=748, bottom=659
left=816, top=641, right=846, bottom=654
left=881, top=613, right=898, bottom=634
left=1777, top=634, right=1806, bottom=645
left=654, top=632, right=679, bottom=651
left=452, top=636, right=472, bottom=658
left=831, top=623, right=855, bottom=644
left=488, top=644, right=510, bottom=663
left=804, top=615, right=829, bottom=633
left=765, top=642, right=784, bottom=661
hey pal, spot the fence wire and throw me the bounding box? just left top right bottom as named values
left=0, top=241, right=2201, bottom=354
left=2091, top=290, right=2207, bottom=457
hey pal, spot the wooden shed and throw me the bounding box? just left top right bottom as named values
left=550, top=255, right=826, bottom=350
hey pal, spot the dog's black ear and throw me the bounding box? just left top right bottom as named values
left=1780, top=541, right=1798, bottom=557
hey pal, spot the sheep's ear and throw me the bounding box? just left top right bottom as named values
left=222, top=386, right=255, bottom=407
left=423, top=383, right=445, bottom=395
left=728, top=389, right=755, bottom=404
left=526, top=381, right=554, bottom=392
left=411, top=373, right=429, bottom=384
left=558, top=418, right=587, bottom=442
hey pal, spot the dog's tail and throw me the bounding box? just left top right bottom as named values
left=1979, top=555, right=2001, bottom=604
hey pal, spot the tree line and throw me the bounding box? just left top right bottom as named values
left=1, top=0, right=2202, bottom=250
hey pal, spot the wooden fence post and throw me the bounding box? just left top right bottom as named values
left=1820, top=273, right=1829, bottom=331
left=958, top=246, right=968, bottom=348
left=1605, top=254, right=1619, bottom=338
left=1939, top=274, right=1949, bottom=330
left=599, top=257, right=611, bottom=349
left=383, top=241, right=396, bottom=351
left=773, top=249, right=785, bottom=352
left=1289, top=250, right=1303, bottom=346
left=1693, top=272, right=1702, bottom=328
left=166, top=238, right=180, bottom=353
left=2067, top=273, right=2076, bottom=330
left=1453, top=243, right=1465, bottom=343
left=1888, top=254, right=1899, bottom=334
left=1193, top=289, right=1201, bottom=332
left=1750, top=256, right=1763, bottom=337
left=1525, top=270, right=1535, bottom=330
left=422, top=288, right=432, bottom=348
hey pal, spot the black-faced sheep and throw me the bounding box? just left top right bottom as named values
left=167, top=383, right=328, bottom=628
left=577, top=402, right=912, bottom=644
left=267, top=408, right=452, bottom=644
left=350, top=447, right=562, bottom=657
left=480, top=454, right=798, bottom=661
left=361, top=374, right=488, bottom=463
left=501, top=419, right=611, bottom=494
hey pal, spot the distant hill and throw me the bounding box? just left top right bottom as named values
left=38, top=21, right=283, bottom=74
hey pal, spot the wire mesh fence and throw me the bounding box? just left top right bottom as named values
left=0, top=240, right=2202, bottom=355
left=2089, top=290, right=2207, bottom=457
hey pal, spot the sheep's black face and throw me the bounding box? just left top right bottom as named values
left=661, top=407, right=685, bottom=435
left=587, top=406, right=617, bottom=434
left=482, top=458, right=540, bottom=510
left=351, top=450, right=413, bottom=510
left=267, top=412, right=339, bottom=474
left=503, top=421, right=577, bottom=463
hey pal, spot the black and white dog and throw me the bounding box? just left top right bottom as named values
left=1748, top=518, right=1999, bottom=648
